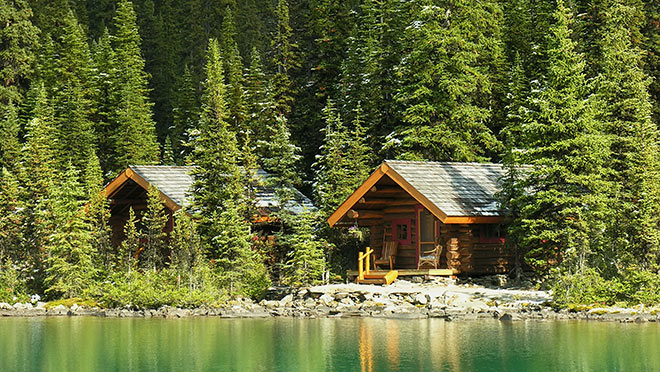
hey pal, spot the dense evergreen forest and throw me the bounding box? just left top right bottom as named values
left=0, top=0, right=659, bottom=307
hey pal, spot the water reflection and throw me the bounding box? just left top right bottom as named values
left=0, top=317, right=659, bottom=371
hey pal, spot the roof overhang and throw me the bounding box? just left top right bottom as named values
left=327, top=162, right=503, bottom=227
left=103, top=167, right=183, bottom=212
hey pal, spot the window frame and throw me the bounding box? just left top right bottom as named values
left=392, top=218, right=412, bottom=245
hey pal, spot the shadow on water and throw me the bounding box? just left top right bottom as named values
left=0, top=317, right=659, bottom=372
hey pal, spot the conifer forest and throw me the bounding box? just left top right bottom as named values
left=0, top=0, right=659, bottom=307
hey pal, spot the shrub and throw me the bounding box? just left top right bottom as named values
left=88, top=267, right=229, bottom=309
left=0, top=260, right=29, bottom=303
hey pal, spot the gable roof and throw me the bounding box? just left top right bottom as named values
left=104, top=165, right=315, bottom=215
left=328, top=160, right=507, bottom=227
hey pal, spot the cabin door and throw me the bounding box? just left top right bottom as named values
left=417, top=209, right=437, bottom=266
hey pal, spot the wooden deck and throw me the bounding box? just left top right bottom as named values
left=347, top=268, right=455, bottom=278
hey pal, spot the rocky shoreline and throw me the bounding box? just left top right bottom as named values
left=2, top=279, right=659, bottom=323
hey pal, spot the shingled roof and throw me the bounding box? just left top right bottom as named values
left=111, top=165, right=315, bottom=214
left=385, top=160, right=505, bottom=217
left=328, top=160, right=507, bottom=226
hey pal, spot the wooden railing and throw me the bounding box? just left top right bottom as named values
left=358, top=247, right=374, bottom=281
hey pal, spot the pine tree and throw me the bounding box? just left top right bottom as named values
left=90, top=28, right=118, bottom=176
left=0, top=167, right=23, bottom=261
left=170, top=209, right=203, bottom=289
left=171, top=64, right=198, bottom=164
left=260, top=114, right=301, bottom=210
left=191, top=38, right=243, bottom=236
left=21, top=84, right=58, bottom=290
left=282, top=210, right=326, bottom=287
left=270, top=0, right=299, bottom=117
left=313, top=99, right=351, bottom=214
left=110, top=0, right=159, bottom=173
left=642, top=0, right=659, bottom=122
left=596, top=0, right=660, bottom=270
left=0, top=102, right=21, bottom=171
left=51, top=9, right=98, bottom=185
left=45, top=164, right=98, bottom=299
left=244, top=48, right=270, bottom=146
left=313, top=100, right=372, bottom=215
left=141, top=185, right=168, bottom=271
left=220, top=6, right=247, bottom=135
left=388, top=0, right=505, bottom=161
left=119, top=207, right=139, bottom=274
left=85, top=151, right=113, bottom=271
left=192, top=39, right=269, bottom=297
left=0, top=0, right=40, bottom=105
left=503, top=1, right=612, bottom=273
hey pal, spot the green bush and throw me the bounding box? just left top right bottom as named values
left=552, top=267, right=660, bottom=307
left=88, top=267, right=229, bottom=309
left=0, top=260, right=29, bottom=303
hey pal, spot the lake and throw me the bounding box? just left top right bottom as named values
left=0, top=317, right=658, bottom=371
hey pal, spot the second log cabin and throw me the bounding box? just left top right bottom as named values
left=328, top=160, right=513, bottom=275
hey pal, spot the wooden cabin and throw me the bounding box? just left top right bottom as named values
left=103, top=165, right=315, bottom=245
left=328, top=161, right=512, bottom=275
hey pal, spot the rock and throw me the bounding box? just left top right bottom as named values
left=280, top=294, right=294, bottom=306
left=334, top=292, right=350, bottom=300
left=13, top=303, right=32, bottom=310
left=319, top=294, right=334, bottom=307
left=340, top=298, right=354, bottom=306
left=499, top=313, right=513, bottom=321
left=411, top=277, right=424, bottom=284
left=35, top=302, right=47, bottom=309
left=415, top=293, right=428, bottom=305
left=303, top=297, right=316, bottom=308
left=0, top=302, right=12, bottom=310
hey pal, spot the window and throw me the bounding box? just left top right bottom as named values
left=475, top=224, right=506, bottom=244
left=392, top=219, right=411, bottom=245
left=397, top=224, right=408, bottom=241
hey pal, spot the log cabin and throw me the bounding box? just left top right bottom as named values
left=328, top=160, right=512, bottom=275
left=103, top=165, right=314, bottom=245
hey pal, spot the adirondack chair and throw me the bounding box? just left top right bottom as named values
left=373, top=241, right=398, bottom=270
left=418, top=244, right=442, bottom=269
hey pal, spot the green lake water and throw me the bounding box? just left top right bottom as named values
left=0, top=317, right=658, bottom=372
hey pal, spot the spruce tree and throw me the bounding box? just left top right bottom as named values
left=260, top=114, right=301, bottom=210
left=170, top=210, right=203, bottom=289
left=0, top=102, right=21, bottom=171
left=90, top=28, right=118, bottom=176
left=270, top=0, right=298, bottom=117
left=51, top=9, right=98, bottom=185
left=244, top=48, right=270, bottom=147
left=282, top=210, right=326, bottom=287
left=503, top=1, right=612, bottom=273
left=0, top=167, right=23, bottom=261
left=389, top=0, right=505, bottom=161
left=141, top=185, right=167, bottom=271
left=171, top=64, right=198, bottom=164
left=45, top=164, right=98, bottom=299
left=119, top=207, right=139, bottom=274
left=0, top=0, right=40, bottom=105
left=192, top=39, right=268, bottom=296
left=21, top=84, right=58, bottom=290
left=596, top=0, right=660, bottom=270
left=220, top=6, right=247, bottom=135
left=313, top=99, right=352, bottom=214
left=110, top=0, right=159, bottom=173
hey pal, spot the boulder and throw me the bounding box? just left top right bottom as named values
left=319, top=294, right=334, bottom=307
left=415, top=293, right=428, bottom=305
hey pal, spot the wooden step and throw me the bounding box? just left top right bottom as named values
left=356, top=270, right=399, bottom=285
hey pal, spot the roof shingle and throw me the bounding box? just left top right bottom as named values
left=385, top=160, right=505, bottom=217
left=129, top=165, right=315, bottom=213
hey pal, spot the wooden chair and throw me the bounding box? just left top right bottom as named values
left=373, top=241, right=398, bottom=270
left=418, top=244, right=442, bottom=269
